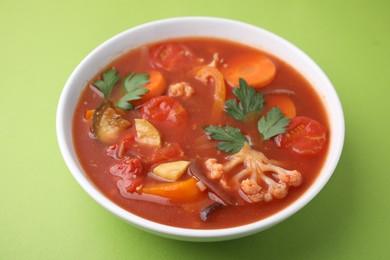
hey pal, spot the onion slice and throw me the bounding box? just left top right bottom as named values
left=189, top=160, right=244, bottom=206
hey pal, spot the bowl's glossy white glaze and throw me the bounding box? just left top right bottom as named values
left=56, top=17, right=344, bottom=241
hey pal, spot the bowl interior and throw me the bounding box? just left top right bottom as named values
left=57, top=17, right=344, bottom=241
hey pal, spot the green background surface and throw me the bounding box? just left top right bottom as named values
left=1, top=0, right=389, bottom=259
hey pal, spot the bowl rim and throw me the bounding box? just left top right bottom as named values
left=56, top=16, right=345, bottom=241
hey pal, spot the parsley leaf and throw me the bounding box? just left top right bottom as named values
left=116, top=72, right=150, bottom=110
left=123, top=72, right=149, bottom=92
left=258, top=107, right=291, bottom=140
left=225, top=78, right=265, bottom=121
left=204, top=125, right=249, bottom=154
left=93, top=69, right=120, bottom=99
left=224, top=99, right=245, bottom=121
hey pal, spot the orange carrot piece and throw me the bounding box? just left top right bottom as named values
left=221, top=53, right=276, bottom=88
left=133, top=70, right=167, bottom=106
left=142, top=177, right=203, bottom=201
left=84, top=109, right=95, bottom=121
left=264, top=94, right=296, bottom=118
left=195, top=66, right=226, bottom=122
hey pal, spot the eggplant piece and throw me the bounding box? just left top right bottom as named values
left=200, top=202, right=223, bottom=222
left=92, top=100, right=131, bottom=144
left=189, top=160, right=244, bottom=206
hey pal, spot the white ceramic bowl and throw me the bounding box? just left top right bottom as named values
left=56, top=17, right=344, bottom=242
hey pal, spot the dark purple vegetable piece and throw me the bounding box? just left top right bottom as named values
left=189, top=160, right=244, bottom=206
left=200, top=202, right=223, bottom=222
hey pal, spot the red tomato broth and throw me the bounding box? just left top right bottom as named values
left=72, top=37, right=329, bottom=229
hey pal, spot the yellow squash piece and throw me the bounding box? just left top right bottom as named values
left=134, top=118, right=161, bottom=147
left=153, top=161, right=191, bottom=181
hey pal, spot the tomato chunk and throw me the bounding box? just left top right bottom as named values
left=109, top=157, right=145, bottom=192
left=150, top=142, right=184, bottom=164
left=115, top=132, right=137, bottom=158
left=275, top=116, right=327, bottom=155
left=141, top=96, right=188, bottom=124
left=149, top=43, right=195, bottom=72
left=110, top=157, right=143, bottom=178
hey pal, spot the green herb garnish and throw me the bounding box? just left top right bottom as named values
left=224, top=78, right=265, bottom=121
left=258, top=107, right=291, bottom=140
left=116, top=72, right=150, bottom=110
left=204, top=125, right=249, bottom=154
left=93, top=69, right=120, bottom=99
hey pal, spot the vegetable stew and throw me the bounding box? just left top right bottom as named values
left=73, top=37, right=329, bottom=229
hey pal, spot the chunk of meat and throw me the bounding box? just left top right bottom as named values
left=168, top=82, right=195, bottom=98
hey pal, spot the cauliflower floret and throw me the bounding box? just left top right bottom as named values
left=264, top=164, right=302, bottom=187
left=205, top=158, right=224, bottom=179
left=168, top=82, right=194, bottom=98
left=220, top=143, right=302, bottom=203
left=263, top=175, right=288, bottom=199
left=241, top=178, right=264, bottom=202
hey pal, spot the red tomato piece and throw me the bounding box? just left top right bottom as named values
left=110, top=157, right=143, bottom=178
left=141, top=96, right=188, bottom=124
left=105, top=132, right=137, bottom=159
left=116, top=132, right=137, bottom=158
left=275, top=116, right=327, bottom=155
left=106, top=144, right=119, bottom=159
left=125, top=177, right=144, bottom=193
left=150, top=142, right=184, bottom=164
left=149, top=43, right=195, bottom=72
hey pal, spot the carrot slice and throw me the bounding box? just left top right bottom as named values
left=195, top=66, right=226, bottom=122
left=264, top=94, right=296, bottom=118
left=133, top=70, right=167, bottom=106
left=221, top=53, right=276, bottom=88
left=84, top=109, right=95, bottom=121
left=142, top=177, right=203, bottom=201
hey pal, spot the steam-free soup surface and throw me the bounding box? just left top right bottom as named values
left=73, top=37, right=329, bottom=229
